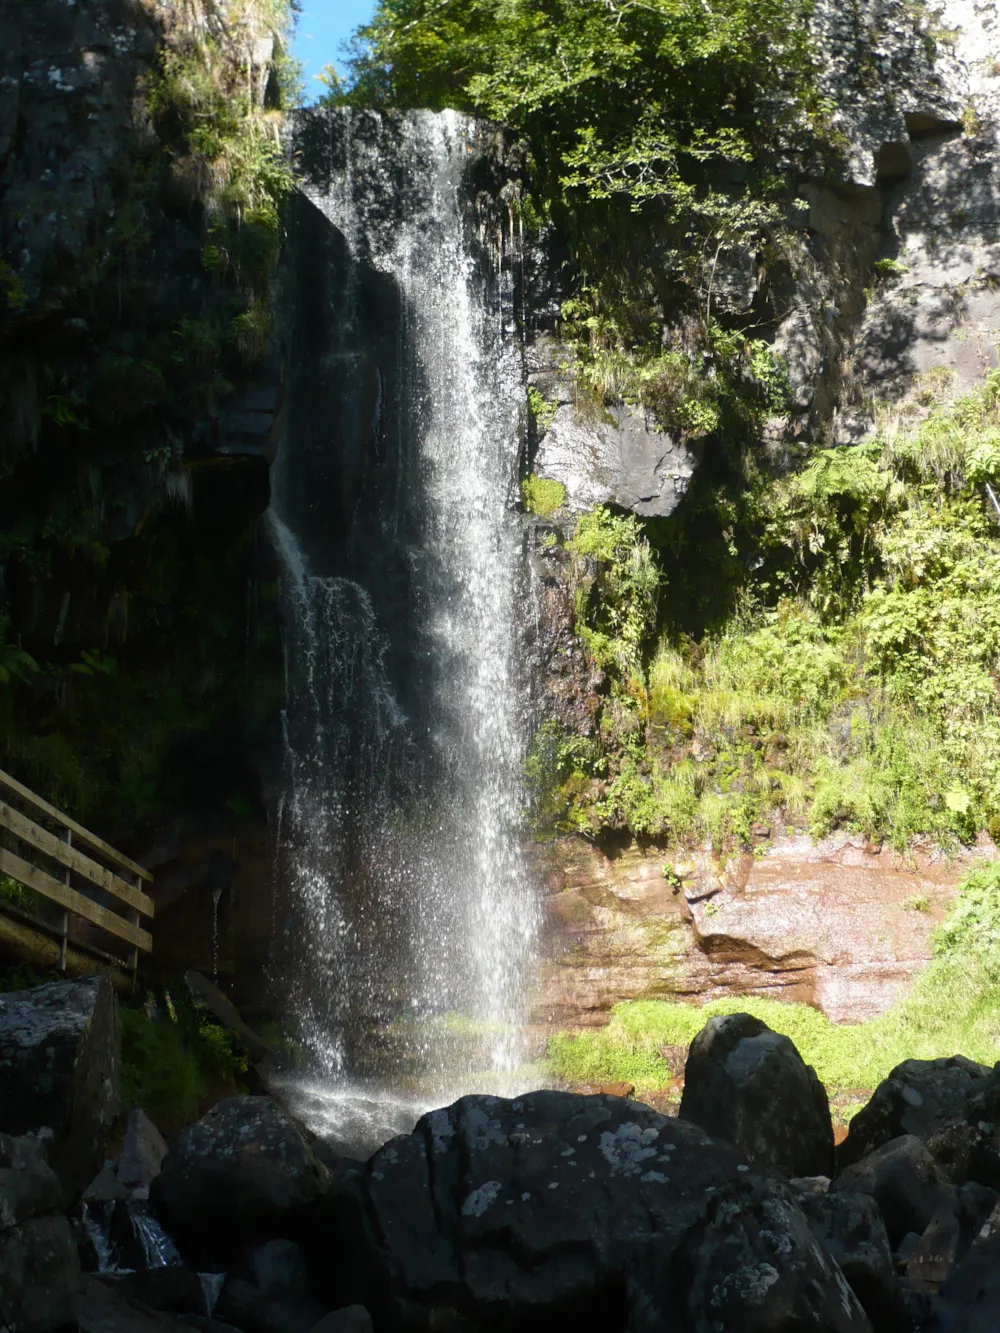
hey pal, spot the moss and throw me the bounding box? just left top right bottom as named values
left=522, top=474, right=566, bottom=517
left=121, top=995, right=249, bottom=1130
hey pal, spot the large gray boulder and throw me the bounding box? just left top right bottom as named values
left=118, top=1107, right=168, bottom=1193
left=679, top=1013, right=835, bottom=1178
left=0, top=1132, right=79, bottom=1333
left=152, top=1096, right=331, bottom=1255
left=839, top=1056, right=992, bottom=1170
left=0, top=977, right=120, bottom=1196
left=322, top=1090, right=864, bottom=1330
left=0, top=1134, right=62, bottom=1231
left=668, top=1178, right=873, bottom=1333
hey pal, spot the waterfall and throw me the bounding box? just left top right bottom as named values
left=271, top=108, right=537, bottom=1099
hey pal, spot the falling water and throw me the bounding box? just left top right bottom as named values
left=271, top=108, right=537, bottom=1101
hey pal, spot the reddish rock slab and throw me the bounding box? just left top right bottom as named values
left=529, top=832, right=996, bottom=1032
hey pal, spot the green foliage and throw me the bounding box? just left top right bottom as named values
left=533, top=372, right=1000, bottom=852
left=570, top=506, right=660, bottom=685
left=0, top=619, right=37, bottom=687
left=521, top=473, right=565, bottom=516
left=526, top=385, right=557, bottom=434
left=346, top=0, right=822, bottom=442
left=550, top=861, right=1000, bottom=1096
left=121, top=996, right=249, bottom=1128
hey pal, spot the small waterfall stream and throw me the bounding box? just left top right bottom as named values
left=271, top=108, right=537, bottom=1116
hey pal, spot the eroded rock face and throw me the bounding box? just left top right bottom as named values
left=679, top=1013, right=835, bottom=1178
left=0, top=977, right=120, bottom=1197
left=152, top=1096, right=331, bottom=1256
left=530, top=832, right=988, bottom=1032
left=527, top=336, right=697, bottom=519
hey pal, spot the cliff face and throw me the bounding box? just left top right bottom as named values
left=523, top=0, right=1000, bottom=1031
left=0, top=0, right=290, bottom=1003
left=526, top=0, right=1000, bottom=509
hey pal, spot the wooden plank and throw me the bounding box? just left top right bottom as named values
left=0, top=848, right=152, bottom=952
left=0, top=801, right=154, bottom=918
left=0, top=767, right=153, bottom=883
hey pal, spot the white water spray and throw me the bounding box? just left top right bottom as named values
left=271, top=109, right=537, bottom=1098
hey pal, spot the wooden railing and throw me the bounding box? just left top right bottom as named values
left=0, top=766, right=153, bottom=977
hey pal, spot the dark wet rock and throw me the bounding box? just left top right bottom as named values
left=937, top=1232, right=1000, bottom=1332
left=798, top=1190, right=906, bottom=1330
left=215, top=1274, right=327, bottom=1333
left=664, top=1177, right=873, bottom=1333
left=839, top=1057, right=992, bottom=1170
left=118, top=1267, right=208, bottom=1315
left=0, top=1134, right=62, bottom=1230
left=321, top=1089, right=874, bottom=1330
left=249, top=1239, right=309, bottom=1299
left=119, top=1108, right=168, bottom=1193
left=307, top=1309, right=373, bottom=1333
left=152, top=1096, right=331, bottom=1258
left=679, top=1013, right=835, bottom=1177
left=76, top=1273, right=198, bottom=1333
left=832, top=1134, right=956, bottom=1247
left=905, top=1201, right=963, bottom=1289
left=0, top=977, right=120, bottom=1197
left=0, top=1214, right=80, bottom=1333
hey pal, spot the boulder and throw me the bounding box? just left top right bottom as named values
left=0, top=1214, right=80, bottom=1333
left=308, top=1310, right=373, bottom=1333
left=937, top=1232, right=1000, bottom=1332
left=0, top=977, right=120, bottom=1196
left=118, top=1108, right=168, bottom=1192
left=0, top=1134, right=62, bottom=1230
left=798, top=1191, right=906, bottom=1331
left=249, top=1239, right=309, bottom=1299
left=832, top=1134, right=956, bottom=1246
left=322, top=1089, right=871, bottom=1329
left=668, top=1178, right=873, bottom=1333
left=839, top=1056, right=992, bottom=1170
left=215, top=1275, right=327, bottom=1333
left=152, top=1096, right=331, bottom=1259
left=679, top=1013, right=834, bottom=1177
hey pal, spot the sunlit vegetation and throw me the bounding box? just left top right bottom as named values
left=549, top=860, right=1000, bottom=1104
left=527, top=372, right=1000, bottom=852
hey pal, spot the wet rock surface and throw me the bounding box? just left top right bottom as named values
left=152, top=1096, right=331, bottom=1258
left=8, top=1028, right=1000, bottom=1330
left=325, top=1088, right=875, bottom=1330
left=679, top=1012, right=835, bottom=1177
left=0, top=978, right=120, bottom=1197
left=530, top=833, right=989, bottom=1032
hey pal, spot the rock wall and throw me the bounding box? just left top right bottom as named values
left=529, top=832, right=997, bottom=1033
left=0, top=0, right=288, bottom=1004
left=524, top=0, right=1000, bottom=506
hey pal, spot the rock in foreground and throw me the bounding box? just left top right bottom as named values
left=0, top=977, right=120, bottom=1196
left=152, top=1095, right=331, bottom=1259
left=679, top=1012, right=835, bottom=1177
left=327, top=1090, right=868, bottom=1330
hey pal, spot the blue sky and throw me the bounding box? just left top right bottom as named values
left=292, top=0, right=376, bottom=100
